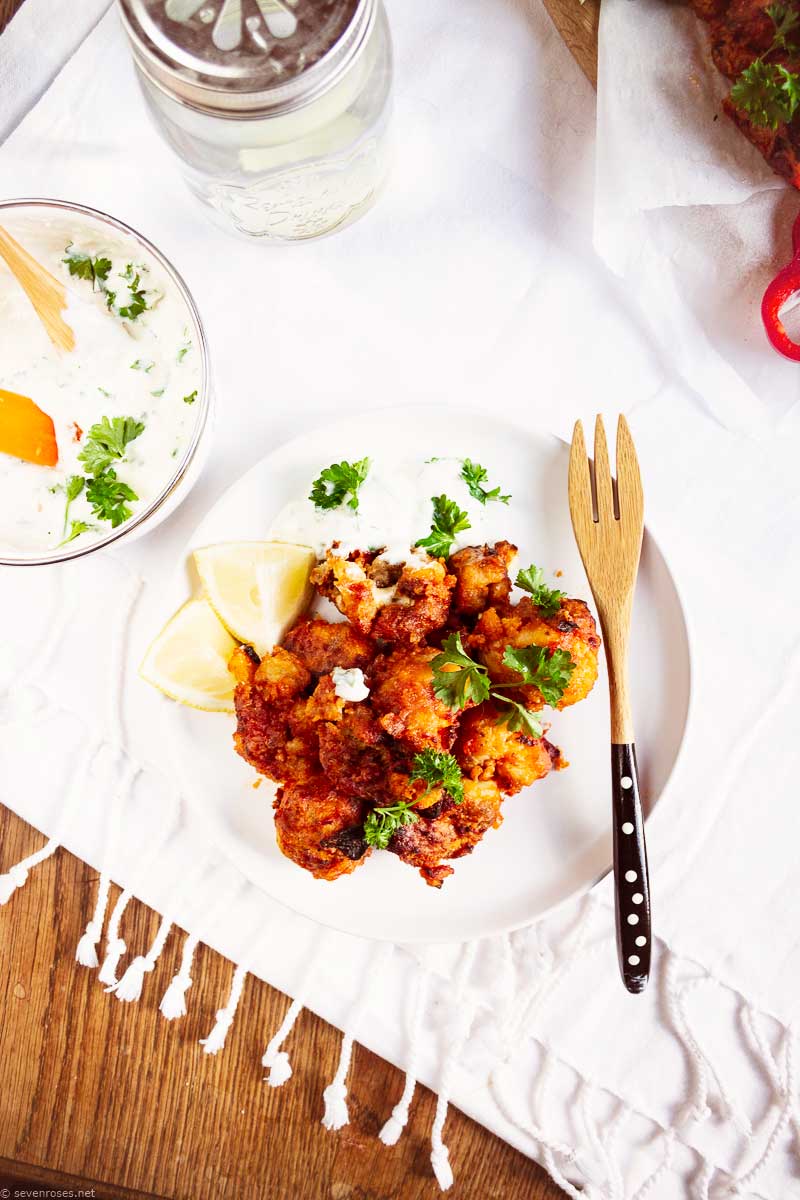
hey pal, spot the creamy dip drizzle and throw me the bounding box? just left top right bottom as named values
left=331, top=666, right=370, bottom=702
left=0, top=214, right=202, bottom=556
left=269, top=456, right=516, bottom=569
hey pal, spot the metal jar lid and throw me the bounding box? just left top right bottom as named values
left=117, top=0, right=374, bottom=116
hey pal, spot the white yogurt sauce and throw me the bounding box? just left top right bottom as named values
left=0, top=213, right=202, bottom=557
left=269, top=456, right=515, bottom=567
left=331, top=666, right=370, bottom=702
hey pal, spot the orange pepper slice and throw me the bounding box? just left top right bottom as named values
left=0, top=388, right=58, bottom=467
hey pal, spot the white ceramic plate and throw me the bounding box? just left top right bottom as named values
left=165, top=406, right=691, bottom=943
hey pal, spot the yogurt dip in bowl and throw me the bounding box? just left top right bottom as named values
left=0, top=198, right=211, bottom=565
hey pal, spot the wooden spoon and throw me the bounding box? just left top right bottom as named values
left=0, top=225, right=75, bottom=353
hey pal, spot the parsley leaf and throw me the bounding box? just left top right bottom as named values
left=410, top=748, right=464, bottom=805
left=460, top=459, right=510, bottom=506
left=85, top=469, right=139, bottom=528
left=766, top=2, right=800, bottom=49
left=730, top=60, right=800, bottom=127
left=501, top=645, right=574, bottom=706
left=730, top=7, right=800, bottom=129
left=515, top=565, right=566, bottom=617
left=63, top=248, right=150, bottom=320
left=363, top=801, right=419, bottom=850
left=309, top=457, right=370, bottom=512
left=130, top=359, right=154, bottom=373
left=495, top=696, right=544, bottom=739
left=63, top=245, right=111, bottom=289
left=58, top=519, right=94, bottom=548
left=415, top=494, right=471, bottom=557
left=430, top=632, right=491, bottom=710
left=177, top=341, right=192, bottom=363
left=183, top=390, right=197, bottom=405
left=116, top=264, right=149, bottom=320
left=78, top=416, right=145, bottom=475
left=62, top=474, right=85, bottom=534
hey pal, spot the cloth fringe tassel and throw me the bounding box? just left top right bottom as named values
left=379, top=966, right=431, bottom=1146
left=322, top=942, right=394, bottom=1132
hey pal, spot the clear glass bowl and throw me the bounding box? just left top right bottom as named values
left=0, top=198, right=212, bottom=567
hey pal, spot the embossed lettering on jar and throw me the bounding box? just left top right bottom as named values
left=117, top=0, right=393, bottom=241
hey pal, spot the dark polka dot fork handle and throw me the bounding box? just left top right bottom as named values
left=611, top=743, right=651, bottom=994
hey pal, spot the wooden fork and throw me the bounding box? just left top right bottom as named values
left=568, top=414, right=651, bottom=994
left=0, top=225, right=75, bottom=353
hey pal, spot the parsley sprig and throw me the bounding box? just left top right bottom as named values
left=62, top=474, right=85, bottom=535
left=410, top=748, right=464, bottom=805
left=430, top=632, right=575, bottom=737
left=309, top=457, right=370, bottom=513
left=501, top=646, right=574, bottom=707
left=460, top=459, right=510, bottom=506
left=430, top=633, right=491, bottom=708
left=416, top=494, right=471, bottom=558
left=63, top=246, right=111, bottom=290
left=515, top=565, right=565, bottom=618
left=60, top=416, right=146, bottom=545
left=730, top=5, right=800, bottom=128
left=116, top=264, right=149, bottom=321
left=78, top=416, right=145, bottom=476
left=58, top=520, right=94, bottom=549
left=85, top=469, right=139, bottom=528
left=364, top=801, right=419, bottom=849
left=63, top=247, right=151, bottom=321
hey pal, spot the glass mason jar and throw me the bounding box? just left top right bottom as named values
left=117, top=0, right=393, bottom=242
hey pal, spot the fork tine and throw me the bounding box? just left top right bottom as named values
left=615, top=415, right=644, bottom=529
left=568, top=420, right=593, bottom=531
left=593, top=415, right=616, bottom=525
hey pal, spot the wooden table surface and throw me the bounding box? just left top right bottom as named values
left=0, top=0, right=600, bottom=1195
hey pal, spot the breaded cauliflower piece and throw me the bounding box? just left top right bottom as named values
left=448, top=541, right=517, bottom=617
left=310, top=553, right=379, bottom=634
left=371, top=558, right=455, bottom=645
left=469, top=596, right=600, bottom=710
left=456, top=702, right=560, bottom=795
left=232, top=687, right=318, bottom=785
left=369, top=646, right=461, bottom=752
left=273, top=778, right=369, bottom=880
left=389, top=779, right=504, bottom=888
left=253, top=646, right=311, bottom=705
left=317, top=706, right=394, bottom=798
left=311, top=549, right=455, bottom=645
left=283, top=617, right=375, bottom=675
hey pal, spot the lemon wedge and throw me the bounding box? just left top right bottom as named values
left=139, top=597, right=238, bottom=712
left=193, top=541, right=315, bottom=655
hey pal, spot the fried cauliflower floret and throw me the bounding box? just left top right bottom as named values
left=371, top=558, right=456, bottom=645
left=456, top=703, right=561, bottom=795
left=273, top=778, right=369, bottom=880
left=311, top=552, right=379, bottom=634
left=318, top=706, right=395, bottom=798
left=369, top=646, right=460, bottom=752
left=229, top=644, right=260, bottom=685
left=306, top=674, right=346, bottom=724
left=311, top=549, right=455, bottom=645
left=232, top=687, right=318, bottom=784
left=252, top=646, right=311, bottom=704
left=389, top=780, right=504, bottom=887
left=469, top=596, right=600, bottom=710
left=283, top=617, right=375, bottom=675
left=448, top=541, right=517, bottom=617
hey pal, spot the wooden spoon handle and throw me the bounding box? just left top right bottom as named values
left=611, top=743, right=651, bottom=993
left=0, top=226, right=75, bottom=353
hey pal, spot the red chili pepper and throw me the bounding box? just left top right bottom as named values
left=762, top=211, right=800, bottom=361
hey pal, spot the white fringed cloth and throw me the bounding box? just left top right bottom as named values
left=2, top=2, right=800, bottom=1196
